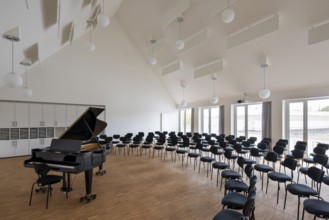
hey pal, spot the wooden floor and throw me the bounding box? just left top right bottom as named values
left=1, top=150, right=329, bottom=220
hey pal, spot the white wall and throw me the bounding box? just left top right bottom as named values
left=0, top=18, right=176, bottom=136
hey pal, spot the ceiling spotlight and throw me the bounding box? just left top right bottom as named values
left=258, top=61, right=271, bottom=99
left=97, top=0, right=110, bottom=27
left=176, top=17, right=185, bottom=50
left=221, top=0, right=235, bottom=23
left=148, top=39, right=157, bottom=65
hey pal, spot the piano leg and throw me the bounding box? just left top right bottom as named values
left=96, top=163, right=106, bottom=176
left=80, top=169, right=97, bottom=203
left=61, top=173, right=73, bottom=192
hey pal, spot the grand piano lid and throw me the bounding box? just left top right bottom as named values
left=60, top=107, right=107, bottom=141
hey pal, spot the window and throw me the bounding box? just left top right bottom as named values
left=233, top=103, right=262, bottom=141
left=179, top=108, right=192, bottom=133
left=285, top=97, right=329, bottom=154
left=200, top=106, right=220, bottom=134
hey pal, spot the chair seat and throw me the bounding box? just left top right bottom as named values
left=254, top=164, right=273, bottom=172
left=225, top=180, right=248, bottom=192
left=304, top=199, right=329, bottom=217
left=212, top=162, right=229, bottom=169
left=165, top=147, right=176, bottom=152
left=213, top=209, right=244, bottom=220
left=268, top=172, right=292, bottom=182
left=176, top=149, right=187, bottom=154
left=287, top=183, right=318, bottom=196
left=244, top=158, right=256, bottom=165
left=303, top=157, right=314, bottom=164
left=200, top=156, right=214, bottom=162
left=222, top=170, right=241, bottom=179
left=154, top=146, right=164, bottom=150
left=188, top=152, right=200, bottom=158
left=222, top=192, right=247, bottom=209
left=299, top=167, right=308, bottom=174
left=37, top=175, right=63, bottom=185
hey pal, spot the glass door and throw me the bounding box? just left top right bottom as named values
left=236, top=106, right=246, bottom=137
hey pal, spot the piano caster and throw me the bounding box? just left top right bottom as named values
left=80, top=194, right=97, bottom=203
left=96, top=170, right=106, bottom=176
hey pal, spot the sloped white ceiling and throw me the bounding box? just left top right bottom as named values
left=116, top=0, right=329, bottom=104
left=1, top=0, right=329, bottom=105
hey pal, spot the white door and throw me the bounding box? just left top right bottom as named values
left=43, top=104, right=55, bottom=127
left=0, top=102, right=14, bottom=128
left=14, top=103, right=29, bottom=127
left=29, top=103, right=43, bottom=127
left=54, top=104, right=66, bottom=127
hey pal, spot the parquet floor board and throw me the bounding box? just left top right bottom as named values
left=0, top=152, right=328, bottom=220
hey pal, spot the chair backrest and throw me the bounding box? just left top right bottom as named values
left=257, top=142, right=267, bottom=150
left=234, top=143, right=242, bottom=152
left=249, top=175, right=257, bottom=187
left=242, top=141, right=250, bottom=148
left=282, top=157, right=298, bottom=178
left=224, top=149, right=232, bottom=159
left=317, top=143, right=329, bottom=150
left=250, top=148, right=260, bottom=157
left=294, top=144, right=306, bottom=151
left=313, top=154, right=329, bottom=167
left=237, top=157, right=246, bottom=168
left=273, top=145, right=284, bottom=155
left=34, top=164, right=50, bottom=178
left=244, top=164, right=253, bottom=178
left=242, top=196, right=256, bottom=218
left=264, top=151, right=278, bottom=163
left=210, top=146, right=219, bottom=155
left=307, top=166, right=325, bottom=184
left=313, top=146, right=327, bottom=155
left=291, top=149, right=304, bottom=159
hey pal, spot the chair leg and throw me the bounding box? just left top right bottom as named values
left=266, top=175, right=269, bottom=194
left=297, top=196, right=301, bottom=220
left=216, top=169, right=220, bottom=187
left=29, top=183, right=36, bottom=206
left=46, top=184, right=50, bottom=209
left=284, top=186, right=288, bottom=209
left=302, top=207, right=305, bottom=220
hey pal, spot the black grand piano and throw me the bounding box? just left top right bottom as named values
left=24, top=107, right=107, bottom=203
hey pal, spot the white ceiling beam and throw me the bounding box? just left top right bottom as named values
left=194, top=59, right=223, bottom=79
left=161, top=60, right=181, bottom=76
left=227, top=13, right=279, bottom=49
left=308, top=20, right=329, bottom=45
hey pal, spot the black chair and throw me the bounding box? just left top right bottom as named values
left=213, top=196, right=256, bottom=220
left=198, top=152, right=215, bottom=177
left=303, top=146, right=327, bottom=167
left=220, top=157, right=244, bottom=191
left=298, top=154, right=328, bottom=184
left=224, top=149, right=239, bottom=170
left=29, top=164, right=67, bottom=209
left=140, top=135, right=154, bottom=158
left=164, top=137, right=178, bottom=161
left=224, top=170, right=256, bottom=196
left=222, top=184, right=256, bottom=210
left=266, top=157, right=297, bottom=204
left=284, top=166, right=325, bottom=220
left=211, top=160, right=230, bottom=187
left=254, top=151, right=277, bottom=190
left=302, top=198, right=329, bottom=220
